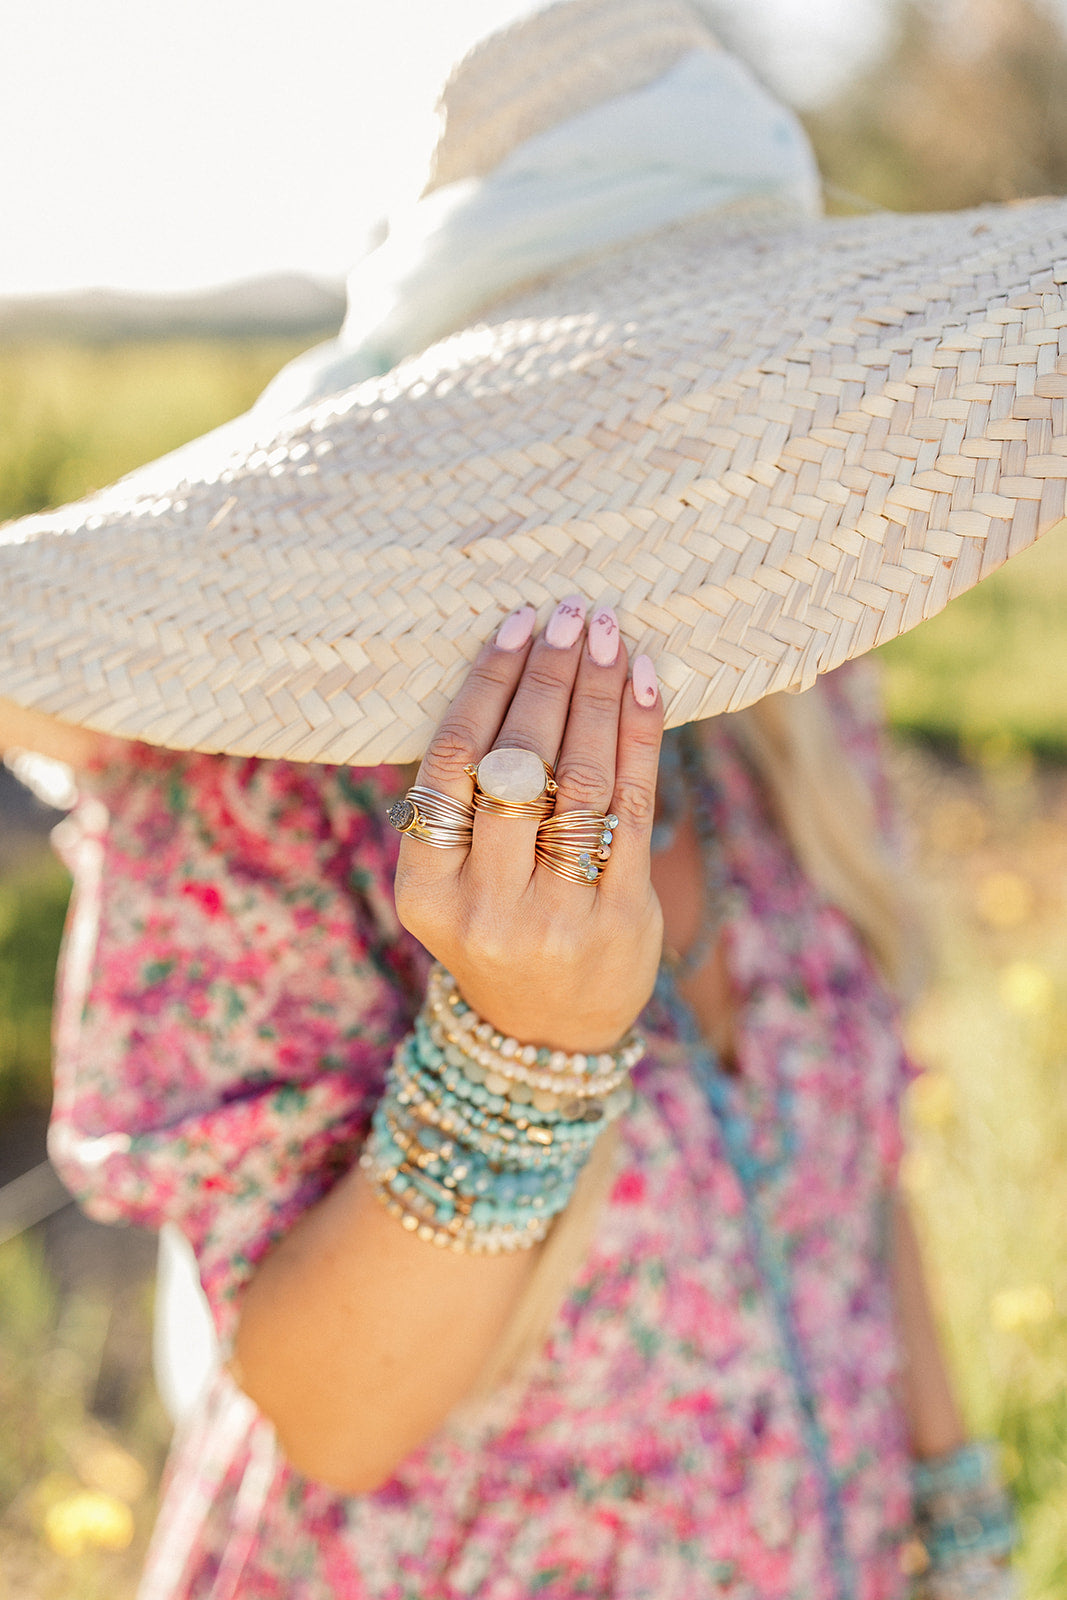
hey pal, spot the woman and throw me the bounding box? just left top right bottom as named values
left=35, top=613, right=997, bottom=1600
left=4, top=0, right=1061, bottom=1593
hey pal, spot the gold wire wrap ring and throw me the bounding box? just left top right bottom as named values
left=464, top=747, right=558, bottom=821
left=535, top=810, right=619, bottom=884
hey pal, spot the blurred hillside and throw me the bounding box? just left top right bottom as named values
left=0, top=274, right=344, bottom=344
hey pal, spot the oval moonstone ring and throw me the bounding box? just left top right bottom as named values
left=473, top=747, right=554, bottom=804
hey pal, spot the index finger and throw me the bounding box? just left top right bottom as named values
left=399, top=606, right=536, bottom=871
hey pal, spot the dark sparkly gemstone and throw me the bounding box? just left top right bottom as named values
left=387, top=799, right=417, bottom=832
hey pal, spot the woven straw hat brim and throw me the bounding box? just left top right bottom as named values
left=2, top=200, right=1066, bottom=765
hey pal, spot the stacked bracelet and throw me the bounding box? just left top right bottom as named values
left=908, top=1441, right=1020, bottom=1599
left=361, top=964, right=643, bottom=1253
left=426, top=964, right=643, bottom=1100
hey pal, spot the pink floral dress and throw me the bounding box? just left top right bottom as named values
left=49, top=663, right=916, bottom=1599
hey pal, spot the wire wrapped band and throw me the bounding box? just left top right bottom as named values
left=536, top=810, right=619, bottom=884
left=464, top=748, right=558, bottom=821
left=387, top=785, right=474, bottom=848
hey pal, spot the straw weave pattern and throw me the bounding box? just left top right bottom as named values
left=1, top=201, right=1065, bottom=764
left=426, top=0, right=713, bottom=193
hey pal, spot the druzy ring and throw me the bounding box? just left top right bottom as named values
left=387, top=785, right=474, bottom=849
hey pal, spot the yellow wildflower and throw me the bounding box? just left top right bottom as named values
left=43, top=1490, right=134, bottom=1557
left=990, top=1285, right=1056, bottom=1335
left=999, top=961, right=1055, bottom=1015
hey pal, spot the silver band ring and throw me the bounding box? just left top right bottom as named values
left=387, top=785, right=474, bottom=849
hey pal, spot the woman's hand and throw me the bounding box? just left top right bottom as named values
left=393, top=598, right=665, bottom=1053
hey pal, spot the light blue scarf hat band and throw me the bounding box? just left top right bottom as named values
left=256, top=27, right=820, bottom=418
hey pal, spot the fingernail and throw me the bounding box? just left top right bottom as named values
left=632, top=653, right=658, bottom=707
left=544, top=595, right=586, bottom=649
left=495, top=604, right=536, bottom=652
left=588, top=605, right=620, bottom=667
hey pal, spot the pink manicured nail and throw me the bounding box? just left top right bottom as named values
left=545, top=595, right=586, bottom=649
left=588, top=606, right=620, bottom=667
left=495, top=604, right=536, bottom=652
left=632, top=653, right=658, bottom=707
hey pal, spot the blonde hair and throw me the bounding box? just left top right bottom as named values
left=475, top=680, right=923, bottom=1393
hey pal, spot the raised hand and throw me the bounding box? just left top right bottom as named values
left=393, top=598, right=664, bottom=1052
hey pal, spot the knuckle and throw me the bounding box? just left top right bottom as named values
left=465, top=657, right=514, bottom=696
left=459, top=906, right=512, bottom=969
left=576, top=683, right=620, bottom=718
left=422, top=719, right=480, bottom=777
left=611, top=778, right=656, bottom=829
left=556, top=758, right=611, bottom=807
left=626, top=716, right=664, bottom=753
left=537, top=919, right=583, bottom=965
left=393, top=870, right=437, bottom=939
left=516, top=661, right=569, bottom=702
left=393, top=879, right=419, bottom=936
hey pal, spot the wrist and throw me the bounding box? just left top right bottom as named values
left=905, top=1439, right=1020, bottom=1595
left=433, top=966, right=645, bottom=1086
left=451, top=959, right=657, bottom=1057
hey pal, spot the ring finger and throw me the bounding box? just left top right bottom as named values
left=540, top=604, right=627, bottom=891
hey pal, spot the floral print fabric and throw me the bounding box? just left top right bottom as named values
left=49, top=663, right=915, bottom=1599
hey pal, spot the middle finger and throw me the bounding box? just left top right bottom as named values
left=466, top=595, right=588, bottom=891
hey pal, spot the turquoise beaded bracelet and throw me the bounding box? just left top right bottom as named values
left=908, top=1440, right=1019, bottom=1596
left=361, top=967, right=642, bottom=1253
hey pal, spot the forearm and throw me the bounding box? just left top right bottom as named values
left=234, top=602, right=660, bottom=1494
left=889, top=1185, right=967, bottom=1461
left=0, top=695, right=104, bottom=767
left=232, top=1162, right=539, bottom=1493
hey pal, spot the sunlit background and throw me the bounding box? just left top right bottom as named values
left=1, top=0, right=890, bottom=297
left=2, top=2, right=1067, bottom=1595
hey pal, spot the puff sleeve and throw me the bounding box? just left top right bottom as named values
left=48, top=743, right=429, bottom=1349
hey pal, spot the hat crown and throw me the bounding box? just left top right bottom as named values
left=425, top=0, right=717, bottom=193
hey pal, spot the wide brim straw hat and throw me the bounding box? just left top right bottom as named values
left=1, top=0, right=1065, bottom=766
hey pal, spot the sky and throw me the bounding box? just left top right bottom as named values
left=1, top=0, right=889, bottom=298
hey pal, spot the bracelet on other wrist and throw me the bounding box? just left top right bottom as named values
left=905, top=1440, right=1020, bottom=1599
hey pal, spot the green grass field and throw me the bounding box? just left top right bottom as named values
left=1, top=339, right=1066, bottom=1596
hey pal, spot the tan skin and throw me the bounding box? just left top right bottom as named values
left=0, top=619, right=964, bottom=1493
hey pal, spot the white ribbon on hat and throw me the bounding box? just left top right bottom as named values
left=255, top=49, right=820, bottom=419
